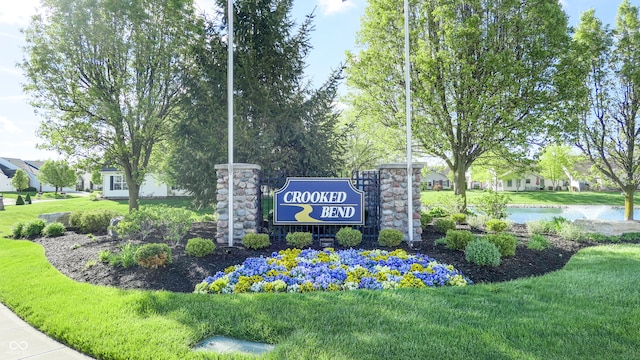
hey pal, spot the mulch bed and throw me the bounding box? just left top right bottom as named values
left=34, top=222, right=589, bottom=293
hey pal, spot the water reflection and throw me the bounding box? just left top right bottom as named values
left=505, top=205, right=638, bottom=224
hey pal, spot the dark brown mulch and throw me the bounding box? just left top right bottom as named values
left=34, top=222, right=589, bottom=293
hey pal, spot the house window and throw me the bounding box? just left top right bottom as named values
left=525, top=179, right=531, bottom=184
left=540, top=179, right=545, bottom=187
left=507, top=180, right=512, bottom=187
left=110, top=175, right=128, bottom=191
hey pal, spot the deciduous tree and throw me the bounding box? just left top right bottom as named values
left=347, top=0, right=571, bottom=211
left=38, top=160, right=77, bottom=194
left=11, top=169, right=29, bottom=192
left=21, top=0, right=196, bottom=211
left=571, top=1, right=640, bottom=220
left=537, top=144, right=575, bottom=191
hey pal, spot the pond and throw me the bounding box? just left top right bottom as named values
left=504, top=205, right=636, bottom=224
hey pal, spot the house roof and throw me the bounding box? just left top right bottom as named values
left=0, top=162, right=16, bottom=178
left=1, top=158, right=39, bottom=176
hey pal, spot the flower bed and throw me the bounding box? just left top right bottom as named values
left=195, top=248, right=471, bottom=294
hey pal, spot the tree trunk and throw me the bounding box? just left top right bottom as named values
left=453, top=166, right=467, bottom=212
left=624, top=188, right=634, bottom=221
left=127, top=182, right=141, bottom=212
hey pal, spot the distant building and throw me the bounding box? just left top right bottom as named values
left=101, top=167, right=190, bottom=199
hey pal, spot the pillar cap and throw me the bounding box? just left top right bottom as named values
left=214, top=163, right=261, bottom=170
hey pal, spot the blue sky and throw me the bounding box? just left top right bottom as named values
left=0, top=0, right=626, bottom=161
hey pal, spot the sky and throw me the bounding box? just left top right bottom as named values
left=0, top=0, right=627, bottom=162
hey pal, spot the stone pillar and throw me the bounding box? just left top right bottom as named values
left=214, top=163, right=261, bottom=245
left=378, top=163, right=424, bottom=242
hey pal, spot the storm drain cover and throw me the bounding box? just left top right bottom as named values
left=193, top=336, right=275, bottom=355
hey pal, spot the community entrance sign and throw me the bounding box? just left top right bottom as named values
left=273, top=178, right=364, bottom=225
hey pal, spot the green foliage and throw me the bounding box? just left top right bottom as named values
left=483, top=233, right=517, bottom=257
left=434, top=237, right=447, bottom=246
left=88, top=193, right=101, bottom=201
left=538, top=144, right=576, bottom=191
left=477, top=190, right=511, bottom=219
left=557, top=223, right=585, bottom=242
left=185, top=238, right=215, bottom=257
left=116, top=205, right=193, bottom=245
left=485, top=219, right=508, bottom=232
left=98, top=250, right=111, bottom=263
left=420, top=211, right=433, bottom=228
left=42, top=222, right=66, bottom=237
left=336, top=227, right=363, bottom=247
left=428, top=207, right=449, bottom=218
left=115, top=207, right=159, bottom=241
left=423, top=193, right=464, bottom=216
left=434, top=218, right=456, bottom=234
left=445, top=230, right=475, bottom=251
left=11, top=222, right=25, bottom=239
left=528, top=234, right=549, bottom=251
left=242, top=233, right=271, bottom=250
left=111, top=243, right=140, bottom=268
left=465, top=239, right=501, bottom=267
left=11, top=169, right=29, bottom=192
left=15, top=195, right=25, bottom=206
left=25, top=193, right=32, bottom=204
left=37, top=160, right=77, bottom=193
left=70, top=210, right=119, bottom=234
left=286, top=232, right=313, bottom=248
left=378, top=229, right=404, bottom=247
left=21, top=219, right=46, bottom=238
left=450, top=213, right=467, bottom=225
left=619, top=232, right=640, bottom=243
left=134, top=243, right=172, bottom=269
left=526, top=220, right=554, bottom=235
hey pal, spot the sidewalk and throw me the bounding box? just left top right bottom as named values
left=0, top=302, right=93, bottom=360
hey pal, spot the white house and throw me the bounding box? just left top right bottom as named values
left=494, top=172, right=569, bottom=191
left=0, top=157, right=77, bottom=192
left=423, top=170, right=452, bottom=190
left=101, top=167, right=190, bottom=199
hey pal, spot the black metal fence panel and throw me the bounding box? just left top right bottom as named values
left=258, top=169, right=381, bottom=244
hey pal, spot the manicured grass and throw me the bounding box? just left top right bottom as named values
left=1, top=237, right=639, bottom=359
left=423, top=189, right=637, bottom=206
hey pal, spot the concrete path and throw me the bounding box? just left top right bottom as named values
left=0, top=303, right=93, bottom=360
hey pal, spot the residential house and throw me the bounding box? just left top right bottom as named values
left=0, top=158, right=79, bottom=193
left=495, top=172, right=569, bottom=191
left=101, top=167, right=190, bottom=199
left=423, top=169, right=452, bottom=190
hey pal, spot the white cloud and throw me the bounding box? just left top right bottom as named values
left=0, top=0, right=40, bottom=25
left=318, top=0, right=356, bottom=16
left=0, top=115, right=21, bottom=135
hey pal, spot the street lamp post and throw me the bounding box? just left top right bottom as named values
left=404, top=0, right=414, bottom=245
left=227, top=0, right=235, bottom=247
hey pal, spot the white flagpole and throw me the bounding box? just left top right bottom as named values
left=404, top=0, right=414, bottom=244
left=227, top=0, right=234, bottom=247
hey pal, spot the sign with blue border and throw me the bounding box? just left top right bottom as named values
left=273, top=178, right=365, bottom=225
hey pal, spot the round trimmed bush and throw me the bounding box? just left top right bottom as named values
left=42, top=222, right=66, bottom=237
left=185, top=237, right=216, bottom=257
left=286, top=232, right=313, bottom=248
left=485, top=219, right=508, bottom=232
left=243, top=233, right=271, bottom=249
left=378, top=228, right=404, bottom=247
left=465, top=238, right=501, bottom=266
left=336, top=227, right=362, bottom=247
left=450, top=213, right=467, bottom=225
left=21, top=219, right=46, bottom=238
left=434, top=218, right=456, bottom=234
left=134, top=243, right=172, bottom=269
left=484, top=233, right=517, bottom=257
left=445, top=229, right=475, bottom=250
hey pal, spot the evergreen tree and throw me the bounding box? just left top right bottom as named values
left=168, top=0, right=344, bottom=206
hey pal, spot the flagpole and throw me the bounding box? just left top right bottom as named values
left=227, top=0, right=234, bottom=247
left=404, top=0, right=414, bottom=245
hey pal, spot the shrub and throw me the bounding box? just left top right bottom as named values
left=445, top=230, right=475, bottom=250
left=286, top=232, right=313, bottom=248
left=16, top=195, right=25, bottom=205
left=185, top=237, right=216, bottom=257
left=25, top=193, right=32, bottom=204
left=527, top=234, right=549, bottom=251
left=134, top=243, right=172, bottom=269
left=484, top=233, right=517, bottom=257
left=378, top=228, right=404, bottom=247
left=336, top=227, right=363, bottom=247
left=88, top=193, right=101, bottom=201
left=620, top=232, right=640, bottom=243
left=118, top=243, right=140, bottom=268
left=450, top=213, right=467, bottom=225
left=242, top=233, right=271, bottom=249
left=420, top=211, right=433, bottom=228
left=98, top=250, right=111, bottom=262
left=434, top=237, right=447, bottom=246
left=42, top=222, right=66, bottom=237
left=485, top=219, right=508, bottom=232
left=116, top=205, right=195, bottom=245
left=25, top=187, right=37, bottom=192
left=465, top=238, right=501, bottom=266
left=115, top=207, right=160, bottom=241
left=21, top=219, right=46, bottom=238
left=11, top=222, right=25, bottom=239
left=557, top=222, right=584, bottom=242
left=525, top=220, right=555, bottom=235
left=71, top=210, right=119, bottom=234
left=476, top=190, right=510, bottom=219
left=432, top=184, right=443, bottom=191
left=434, top=218, right=456, bottom=234
left=428, top=207, right=449, bottom=218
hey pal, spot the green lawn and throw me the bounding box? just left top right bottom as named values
left=422, top=190, right=637, bottom=206
left=1, top=196, right=640, bottom=359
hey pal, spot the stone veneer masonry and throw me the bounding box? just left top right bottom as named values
left=214, top=163, right=261, bottom=244
left=214, top=163, right=423, bottom=245
left=378, top=164, right=424, bottom=241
